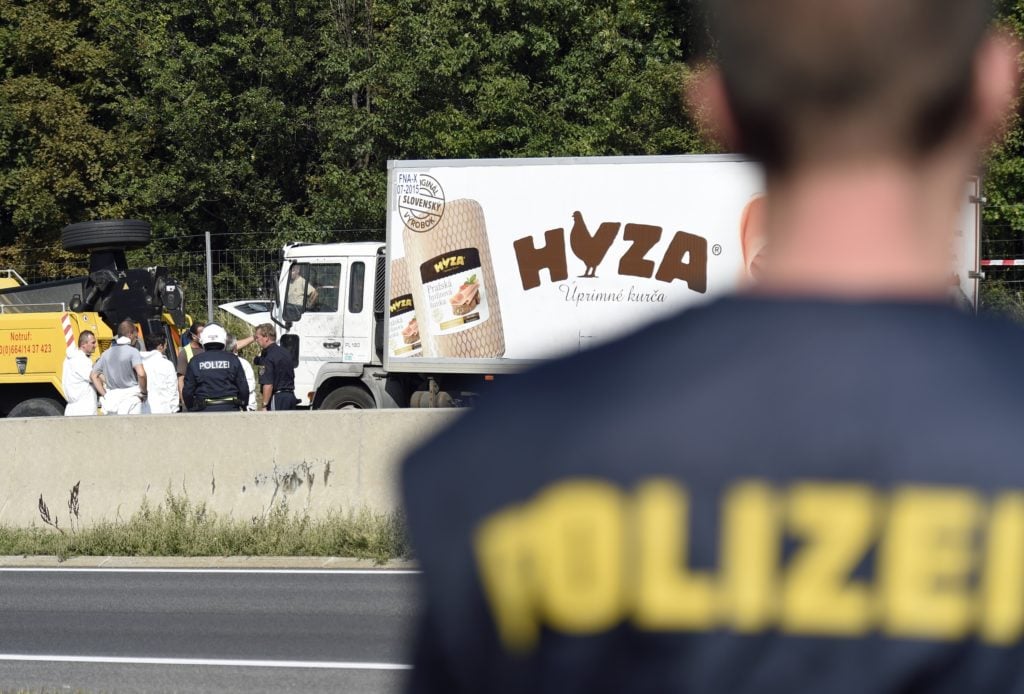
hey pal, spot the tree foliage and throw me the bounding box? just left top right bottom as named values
left=0, top=0, right=701, bottom=266
left=986, top=2, right=1024, bottom=234
left=3, top=0, right=1024, bottom=297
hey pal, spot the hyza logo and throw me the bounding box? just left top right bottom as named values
left=398, top=174, right=446, bottom=232
left=433, top=255, right=466, bottom=273
left=513, top=212, right=709, bottom=293
left=390, top=297, right=413, bottom=314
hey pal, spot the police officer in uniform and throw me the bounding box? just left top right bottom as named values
left=401, top=1, right=1024, bottom=692
left=254, top=323, right=297, bottom=411
left=182, top=324, right=249, bottom=412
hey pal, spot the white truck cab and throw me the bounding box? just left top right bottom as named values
left=270, top=241, right=395, bottom=408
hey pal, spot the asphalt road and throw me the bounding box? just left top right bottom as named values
left=0, top=567, right=420, bottom=692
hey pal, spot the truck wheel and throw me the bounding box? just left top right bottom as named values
left=8, top=398, right=65, bottom=417
left=320, top=386, right=376, bottom=410
left=61, top=220, right=152, bottom=251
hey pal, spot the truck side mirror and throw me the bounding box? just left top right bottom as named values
left=281, top=334, right=300, bottom=368
left=282, top=304, right=301, bottom=323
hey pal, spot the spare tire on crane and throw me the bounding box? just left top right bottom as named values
left=61, top=219, right=152, bottom=252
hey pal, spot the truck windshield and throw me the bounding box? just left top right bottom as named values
left=284, top=263, right=341, bottom=320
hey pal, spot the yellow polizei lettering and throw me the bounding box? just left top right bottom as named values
left=633, top=480, right=717, bottom=630
left=720, top=481, right=780, bottom=632
left=881, top=487, right=981, bottom=640
left=781, top=483, right=877, bottom=635
left=474, top=506, right=539, bottom=653
left=532, top=480, right=626, bottom=636
left=472, top=477, right=1022, bottom=654
left=981, top=493, right=1024, bottom=645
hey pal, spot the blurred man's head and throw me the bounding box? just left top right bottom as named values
left=695, top=0, right=1015, bottom=175
left=145, top=334, right=166, bottom=353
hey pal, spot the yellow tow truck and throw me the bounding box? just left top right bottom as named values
left=0, top=220, right=188, bottom=416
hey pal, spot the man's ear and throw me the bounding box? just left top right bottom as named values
left=686, top=65, right=741, bottom=150
left=739, top=194, right=767, bottom=281
left=971, top=31, right=1021, bottom=145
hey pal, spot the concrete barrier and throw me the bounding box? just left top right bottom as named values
left=0, top=410, right=461, bottom=527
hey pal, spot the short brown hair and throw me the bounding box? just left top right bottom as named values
left=255, top=323, right=276, bottom=341
left=707, top=0, right=994, bottom=172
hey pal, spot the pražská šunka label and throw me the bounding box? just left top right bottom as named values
left=419, top=247, right=491, bottom=336
left=389, top=293, right=422, bottom=357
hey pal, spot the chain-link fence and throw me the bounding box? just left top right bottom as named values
left=146, top=233, right=284, bottom=318
left=980, top=237, right=1024, bottom=296
left=3, top=230, right=1023, bottom=317
left=0, top=230, right=384, bottom=320
left=982, top=238, right=1024, bottom=261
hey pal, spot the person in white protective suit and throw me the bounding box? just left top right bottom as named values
left=62, top=330, right=99, bottom=416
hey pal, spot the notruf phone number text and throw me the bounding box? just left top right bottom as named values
left=0, top=343, right=52, bottom=355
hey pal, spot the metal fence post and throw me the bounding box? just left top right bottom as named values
left=205, top=231, right=214, bottom=323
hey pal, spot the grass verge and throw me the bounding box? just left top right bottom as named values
left=0, top=493, right=410, bottom=564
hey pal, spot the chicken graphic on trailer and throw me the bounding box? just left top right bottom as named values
left=570, top=210, right=619, bottom=279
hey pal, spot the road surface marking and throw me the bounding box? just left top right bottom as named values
left=0, top=568, right=419, bottom=575
left=0, top=654, right=412, bottom=670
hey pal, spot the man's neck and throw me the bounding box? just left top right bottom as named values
left=755, top=161, right=961, bottom=300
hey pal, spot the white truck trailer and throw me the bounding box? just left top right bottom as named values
left=225, top=155, right=981, bottom=409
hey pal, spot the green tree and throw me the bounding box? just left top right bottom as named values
left=0, top=0, right=123, bottom=239
left=308, top=0, right=704, bottom=232
left=0, top=0, right=707, bottom=299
